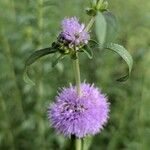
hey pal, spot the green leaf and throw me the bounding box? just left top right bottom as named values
left=95, top=12, right=118, bottom=45
left=103, top=11, right=118, bottom=42
left=23, top=67, right=35, bottom=85
left=95, top=12, right=107, bottom=46
left=82, top=45, right=93, bottom=59
left=88, top=39, right=100, bottom=49
left=24, top=47, right=58, bottom=85
left=104, top=43, right=133, bottom=82
left=25, top=47, right=57, bottom=66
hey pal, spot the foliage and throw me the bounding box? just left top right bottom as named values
left=0, top=0, right=149, bottom=150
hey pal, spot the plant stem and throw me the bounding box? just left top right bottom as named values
left=36, top=0, right=46, bottom=149
left=85, top=17, right=95, bottom=32
left=72, top=16, right=95, bottom=150
left=2, top=34, right=25, bottom=119
left=71, top=15, right=96, bottom=150
left=73, top=53, right=81, bottom=96
left=76, top=138, right=82, bottom=150
left=73, top=53, right=81, bottom=150
left=0, top=92, right=15, bottom=150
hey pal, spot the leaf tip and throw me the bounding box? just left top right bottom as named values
left=116, top=75, right=129, bottom=82
left=23, top=68, right=35, bottom=86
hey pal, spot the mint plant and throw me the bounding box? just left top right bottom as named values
left=24, top=0, right=133, bottom=149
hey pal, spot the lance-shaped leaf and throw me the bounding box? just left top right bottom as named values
left=23, top=67, right=35, bottom=85
left=89, top=39, right=99, bottom=46
left=103, top=11, right=118, bottom=42
left=25, top=47, right=57, bottom=66
left=95, top=11, right=118, bottom=45
left=95, top=12, right=107, bottom=46
left=82, top=45, right=93, bottom=59
left=24, top=47, right=58, bottom=85
left=104, top=43, right=133, bottom=82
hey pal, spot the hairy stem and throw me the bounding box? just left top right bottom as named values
left=76, top=139, right=82, bottom=150
left=85, top=17, right=95, bottom=32
left=73, top=53, right=81, bottom=150
left=73, top=53, right=81, bottom=96
left=72, top=16, right=95, bottom=150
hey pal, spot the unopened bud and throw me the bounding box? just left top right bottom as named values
left=92, top=0, right=97, bottom=8
left=103, top=1, right=108, bottom=10
left=98, top=0, right=108, bottom=12
left=97, top=0, right=104, bottom=10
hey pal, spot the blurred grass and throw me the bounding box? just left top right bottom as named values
left=0, top=0, right=150, bottom=149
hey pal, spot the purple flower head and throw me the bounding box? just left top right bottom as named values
left=48, top=83, right=110, bottom=138
left=60, top=17, right=90, bottom=46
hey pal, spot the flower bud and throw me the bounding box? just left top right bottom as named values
left=97, top=0, right=104, bottom=10
left=98, top=0, right=108, bottom=12
left=91, top=0, right=97, bottom=8
left=103, top=1, right=108, bottom=10
left=86, top=0, right=108, bottom=16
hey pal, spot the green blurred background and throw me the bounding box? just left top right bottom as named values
left=0, top=0, right=150, bottom=149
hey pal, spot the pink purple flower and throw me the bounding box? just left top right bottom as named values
left=48, top=83, right=110, bottom=138
left=60, top=17, right=90, bottom=46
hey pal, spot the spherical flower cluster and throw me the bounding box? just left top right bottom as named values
left=60, top=17, right=90, bottom=46
left=48, top=83, right=110, bottom=138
